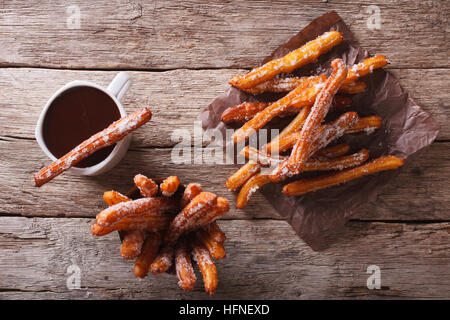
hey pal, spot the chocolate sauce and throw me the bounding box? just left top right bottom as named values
left=43, top=86, right=121, bottom=168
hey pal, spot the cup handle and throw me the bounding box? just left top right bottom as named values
left=106, top=72, right=131, bottom=101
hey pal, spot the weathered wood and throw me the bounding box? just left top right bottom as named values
left=0, top=67, right=447, bottom=142
left=0, top=1, right=447, bottom=69
left=0, top=217, right=448, bottom=299
left=0, top=138, right=447, bottom=220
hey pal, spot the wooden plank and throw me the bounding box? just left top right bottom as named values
left=0, top=217, right=448, bottom=299
left=0, top=67, right=447, bottom=142
left=0, top=138, right=448, bottom=220
left=0, top=1, right=447, bottom=69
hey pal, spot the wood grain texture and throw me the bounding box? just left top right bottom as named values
left=0, top=217, right=448, bottom=299
left=0, top=1, right=447, bottom=69
left=0, top=138, right=447, bottom=220
left=0, top=67, right=447, bottom=142
left=0, top=0, right=448, bottom=300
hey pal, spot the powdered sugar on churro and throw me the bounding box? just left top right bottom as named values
left=192, top=246, right=214, bottom=266
left=165, top=192, right=218, bottom=244
left=34, top=108, right=151, bottom=186
left=230, top=31, right=342, bottom=90
left=96, top=197, right=175, bottom=227
left=287, top=59, right=348, bottom=174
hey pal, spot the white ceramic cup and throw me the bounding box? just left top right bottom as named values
left=35, top=72, right=132, bottom=176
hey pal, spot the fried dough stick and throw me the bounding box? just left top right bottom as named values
left=226, top=161, right=261, bottom=191
left=175, top=238, right=196, bottom=291
left=273, top=115, right=381, bottom=153
left=103, top=191, right=131, bottom=206
left=91, top=215, right=172, bottom=236
left=239, top=55, right=387, bottom=95
left=202, top=222, right=226, bottom=244
left=151, top=244, right=174, bottom=274
left=134, top=174, right=158, bottom=197
left=195, top=228, right=226, bottom=259
left=95, top=197, right=178, bottom=227
left=34, top=108, right=152, bottom=187
left=221, top=95, right=352, bottom=125
left=102, top=191, right=144, bottom=260
left=242, top=145, right=368, bottom=170
left=232, top=75, right=326, bottom=143
left=287, top=59, right=348, bottom=174
left=164, top=192, right=218, bottom=244
left=345, top=115, right=382, bottom=133
left=133, top=232, right=162, bottom=278
left=236, top=173, right=271, bottom=209
left=120, top=230, right=146, bottom=260
left=263, top=106, right=310, bottom=154
left=191, top=238, right=218, bottom=296
left=180, top=183, right=203, bottom=208
left=229, top=31, right=343, bottom=89
left=160, top=176, right=181, bottom=197
left=283, top=156, right=404, bottom=196
left=237, top=149, right=370, bottom=208
left=229, top=112, right=376, bottom=189
left=339, top=81, right=367, bottom=94
left=344, top=55, right=388, bottom=84
left=313, top=143, right=350, bottom=158
left=271, top=111, right=359, bottom=182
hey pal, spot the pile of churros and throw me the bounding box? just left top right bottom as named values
left=223, top=31, right=404, bottom=208
left=92, top=175, right=229, bottom=295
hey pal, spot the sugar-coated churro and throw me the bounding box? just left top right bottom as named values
left=229, top=31, right=343, bottom=89
left=151, top=244, right=174, bottom=274
left=120, top=230, right=146, bottom=260
left=175, top=238, right=196, bottom=291
left=133, top=232, right=162, bottom=278
left=191, top=237, right=218, bottom=296
left=195, top=228, right=226, bottom=260
left=34, top=108, right=152, bottom=187
left=283, top=155, right=404, bottom=196
left=160, top=176, right=181, bottom=197
left=180, top=183, right=203, bottom=208
left=134, top=174, right=158, bottom=197
left=287, top=59, right=348, bottom=174
left=236, top=173, right=272, bottom=209
left=344, top=55, right=389, bottom=84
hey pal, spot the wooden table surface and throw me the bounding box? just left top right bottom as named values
left=0, top=1, right=448, bottom=299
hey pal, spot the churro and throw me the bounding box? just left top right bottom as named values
left=287, top=59, right=348, bottom=174
left=34, top=107, right=152, bottom=187
left=164, top=192, right=218, bottom=244
left=339, top=81, right=367, bottom=94
left=134, top=174, right=158, bottom=198
left=202, top=222, right=226, bottom=244
left=175, top=238, right=196, bottom=291
left=229, top=31, right=343, bottom=89
left=103, top=190, right=131, bottom=206
left=195, top=228, right=226, bottom=260
left=120, top=230, right=146, bottom=260
left=180, top=183, right=203, bottom=208
left=133, top=232, right=162, bottom=278
left=344, top=55, right=388, bottom=84
left=160, top=176, right=181, bottom=197
left=151, top=244, right=174, bottom=274
left=95, top=197, right=177, bottom=227
left=283, top=155, right=404, bottom=196
left=232, top=75, right=326, bottom=143
left=236, top=173, right=272, bottom=209
left=191, top=238, right=218, bottom=296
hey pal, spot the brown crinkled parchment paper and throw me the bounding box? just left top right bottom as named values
left=197, top=11, right=440, bottom=250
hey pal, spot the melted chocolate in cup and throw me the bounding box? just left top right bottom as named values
left=43, top=86, right=121, bottom=168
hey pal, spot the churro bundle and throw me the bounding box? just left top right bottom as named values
left=92, top=175, right=229, bottom=296
left=224, top=31, right=403, bottom=208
